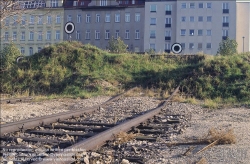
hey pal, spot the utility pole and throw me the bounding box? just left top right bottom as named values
left=242, top=36, right=245, bottom=53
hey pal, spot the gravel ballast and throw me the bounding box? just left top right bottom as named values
left=1, top=96, right=249, bottom=163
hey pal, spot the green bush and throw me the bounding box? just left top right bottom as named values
left=217, top=37, right=238, bottom=56
left=107, top=37, right=127, bottom=53
left=0, top=43, right=22, bottom=71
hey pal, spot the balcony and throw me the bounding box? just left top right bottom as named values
left=165, top=11, right=171, bottom=15
left=165, top=36, right=171, bottom=40
left=223, top=23, right=229, bottom=27
left=222, top=36, right=228, bottom=40
left=223, top=9, right=229, bottom=14
left=165, top=24, right=171, bottom=28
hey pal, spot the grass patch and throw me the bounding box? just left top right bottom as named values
left=1, top=42, right=250, bottom=106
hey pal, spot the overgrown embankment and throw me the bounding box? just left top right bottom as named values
left=1, top=41, right=250, bottom=105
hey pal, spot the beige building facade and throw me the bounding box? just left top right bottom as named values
left=236, top=1, right=250, bottom=53
left=0, top=0, right=64, bottom=56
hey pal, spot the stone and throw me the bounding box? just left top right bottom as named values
left=120, top=159, right=130, bottom=164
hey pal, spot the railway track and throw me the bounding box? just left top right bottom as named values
left=0, top=97, right=34, bottom=104
left=1, top=86, right=183, bottom=164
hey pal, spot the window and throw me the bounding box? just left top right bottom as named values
left=96, top=14, right=100, bottom=22
left=135, top=13, right=140, bottom=22
left=56, top=15, right=61, bottom=23
left=150, top=30, right=156, bottom=38
left=38, top=47, right=42, bottom=53
left=181, top=43, right=185, bottom=49
left=51, top=0, right=58, bottom=7
left=223, top=3, right=229, bottom=13
left=223, top=3, right=229, bottom=9
left=135, top=30, right=140, bottom=39
left=132, top=0, right=135, bottom=4
left=100, top=0, right=107, bottom=6
left=166, top=4, right=172, bottom=11
left=150, top=18, right=156, bottom=25
left=115, top=14, right=120, bottom=22
left=21, top=32, right=25, bottom=41
left=150, top=44, right=155, bottom=51
left=134, top=47, right=139, bottom=52
left=85, top=30, right=90, bottom=39
left=189, top=29, right=194, bottom=36
left=21, top=16, right=26, bottom=25
left=223, top=16, right=229, bottom=23
left=198, top=43, right=202, bottom=49
left=166, top=18, right=171, bottom=24
left=207, top=3, right=212, bottom=8
left=222, top=29, right=229, bottom=36
left=86, top=14, right=91, bottom=23
left=207, top=16, right=212, bottom=22
left=125, top=30, right=130, bottom=39
left=77, top=14, right=82, bottom=23
left=29, top=31, right=34, bottom=40
left=150, top=4, right=157, bottom=12
left=13, top=16, right=18, bottom=25
left=206, top=43, right=212, bottom=49
left=190, top=16, right=194, bottom=22
left=115, top=30, right=119, bottom=39
left=198, top=16, right=203, bottom=22
left=95, top=30, right=100, bottom=39
left=46, top=31, right=51, bottom=40
left=181, top=3, right=187, bottom=9
left=5, top=17, right=10, bottom=26
left=180, top=29, right=186, bottom=36
left=190, top=3, right=195, bottom=8
left=207, top=30, right=212, bottom=36
left=105, top=30, right=110, bottom=39
left=189, top=43, right=194, bottom=49
left=47, top=15, right=52, bottom=24
left=67, top=15, right=72, bottom=22
left=165, top=43, right=171, bottom=50
left=38, top=16, right=43, bottom=24
left=105, top=14, right=110, bottom=22
left=198, top=3, right=203, bottom=8
left=181, top=16, right=186, bottom=22
left=4, top=32, right=9, bottom=41
left=223, top=16, right=229, bottom=27
left=198, top=30, right=203, bottom=36
left=76, top=31, right=80, bottom=40
left=12, top=32, right=17, bottom=41
left=125, top=13, right=130, bottom=22
left=30, top=15, right=34, bottom=24
left=29, top=47, right=33, bottom=55
left=55, top=30, right=60, bottom=40
left=38, top=31, right=42, bottom=40
left=165, top=31, right=171, bottom=37
left=20, top=47, right=25, bottom=54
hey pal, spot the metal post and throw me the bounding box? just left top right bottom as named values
left=243, top=36, right=245, bottom=53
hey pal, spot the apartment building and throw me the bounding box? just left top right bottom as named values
left=63, top=0, right=145, bottom=52
left=0, top=0, right=64, bottom=56
left=144, top=0, right=239, bottom=55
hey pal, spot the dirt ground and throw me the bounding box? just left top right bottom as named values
left=0, top=97, right=249, bottom=164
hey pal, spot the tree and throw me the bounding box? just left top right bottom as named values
left=0, top=43, right=22, bottom=71
left=217, top=37, right=238, bottom=56
left=107, top=36, right=127, bottom=53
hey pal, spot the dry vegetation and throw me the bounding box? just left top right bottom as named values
left=112, top=131, right=138, bottom=145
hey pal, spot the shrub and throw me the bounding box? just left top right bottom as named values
left=217, top=38, right=238, bottom=56
left=107, top=37, right=127, bottom=53
left=0, top=43, right=22, bottom=71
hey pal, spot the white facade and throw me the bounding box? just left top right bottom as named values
left=144, top=0, right=242, bottom=55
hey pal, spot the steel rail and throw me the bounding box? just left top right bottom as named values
left=33, top=85, right=180, bottom=164
left=0, top=91, right=127, bottom=136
